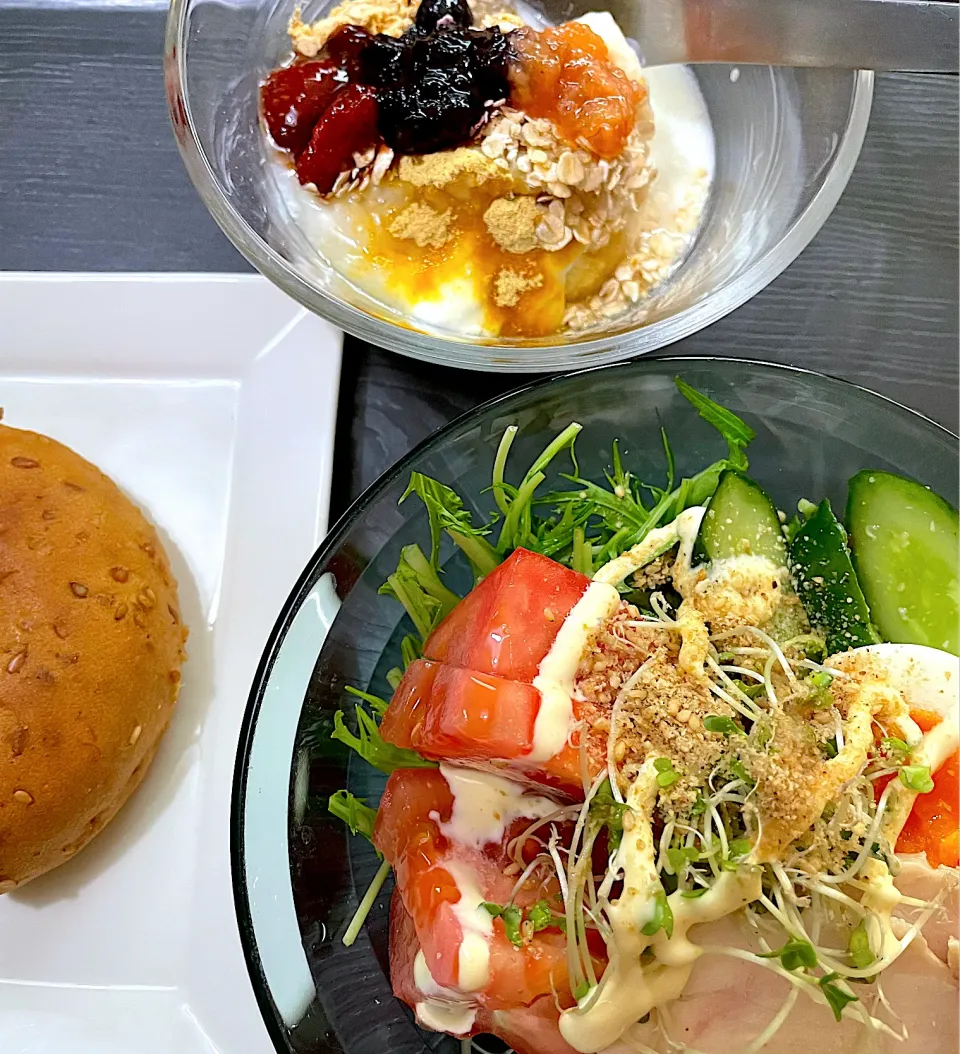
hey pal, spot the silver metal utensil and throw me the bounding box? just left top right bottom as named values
left=574, top=0, right=959, bottom=72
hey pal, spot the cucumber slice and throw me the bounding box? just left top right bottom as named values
left=846, top=470, right=958, bottom=655
left=699, top=470, right=788, bottom=565
left=789, top=499, right=881, bottom=654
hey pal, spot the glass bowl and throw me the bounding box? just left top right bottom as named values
left=164, top=0, right=873, bottom=371
left=231, top=358, right=958, bottom=1054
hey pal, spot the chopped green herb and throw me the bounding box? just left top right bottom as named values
left=802, top=637, right=828, bottom=662
left=666, top=847, right=699, bottom=874
left=681, top=887, right=709, bottom=899
left=808, top=684, right=836, bottom=709
left=703, top=715, right=744, bottom=736
left=899, top=765, right=934, bottom=793
left=848, top=921, right=875, bottom=970
left=730, top=758, right=755, bottom=786
left=529, top=899, right=566, bottom=934
left=481, top=902, right=524, bottom=948
left=738, top=682, right=768, bottom=700
left=691, top=793, right=708, bottom=816
left=881, top=736, right=910, bottom=756
left=482, top=900, right=564, bottom=949
left=589, top=778, right=629, bottom=850
left=759, top=935, right=817, bottom=972
left=725, top=838, right=752, bottom=866
left=654, top=757, right=680, bottom=788
left=751, top=719, right=774, bottom=750
left=808, top=670, right=834, bottom=689
left=823, top=736, right=839, bottom=759
left=819, top=973, right=858, bottom=1021
left=499, top=905, right=524, bottom=948
left=784, top=500, right=819, bottom=544
left=328, top=790, right=378, bottom=843
left=332, top=706, right=437, bottom=775
left=641, top=890, right=674, bottom=939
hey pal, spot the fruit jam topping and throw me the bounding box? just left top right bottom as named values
left=507, top=23, right=640, bottom=160
left=260, top=0, right=639, bottom=192
left=261, top=0, right=512, bottom=191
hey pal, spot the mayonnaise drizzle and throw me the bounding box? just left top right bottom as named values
left=414, top=949, right=477, bottom=1035
left=436, top=763, right=559, bottom=848
left=529, top=580, right=621, bottom=761
left=443, top=858, right=494, bottom=992
left=592, top=506, right=705, bottom=588
left=559, top=762, right=762, bottom=1052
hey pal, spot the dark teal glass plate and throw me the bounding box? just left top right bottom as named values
left=231, top=358, right=957, bottom=1054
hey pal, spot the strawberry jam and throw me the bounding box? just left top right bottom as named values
left=260, top=60, right=345, bottom=154
left=508, top=23, right=639, bottom=159
left=295, top=84, right=380, bottom=191
left=260, top=0, right=511, bottom=191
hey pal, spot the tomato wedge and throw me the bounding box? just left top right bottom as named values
left=897, top=748, right=959, bottom=868
left=381, top=659, right=540, bottom=760
left=389, top=888, right=422, bottom=1010
left=424, top=548, right=591, bottom=682
left=381, top=658, right=607, bottom=795
left=874, top=708, right=960, bottom=868
left=389, top=891, right=581, bottom=1054
left=373, top=768, right=466, bottom=986
left=374, top=767, right=578, bottom=1008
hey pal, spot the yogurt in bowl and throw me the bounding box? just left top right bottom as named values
left=260, top=0, right=714, bottom=339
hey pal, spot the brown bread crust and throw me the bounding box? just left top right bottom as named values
left=0, top=424, right=188, bottom=890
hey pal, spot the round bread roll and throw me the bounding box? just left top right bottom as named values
left=0, top=424, right=188, bottom=890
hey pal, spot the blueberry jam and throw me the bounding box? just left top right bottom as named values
left=260, top=0, right=513, bottom=192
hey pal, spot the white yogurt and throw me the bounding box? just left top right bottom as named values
left=639, top=65, right=715, bottom=231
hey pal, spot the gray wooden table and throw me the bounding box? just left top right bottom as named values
left=1, top=3, right=957, bottom=522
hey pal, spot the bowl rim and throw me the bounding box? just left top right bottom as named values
left=163, top=2, right=875, bottom=371
left=229, top=356, right=957, bottom=1053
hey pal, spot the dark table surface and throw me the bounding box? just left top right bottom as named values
left=2, top=2, right=957, bottom=524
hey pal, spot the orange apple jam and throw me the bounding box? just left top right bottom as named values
left=507, top=23, right=640, bottom=160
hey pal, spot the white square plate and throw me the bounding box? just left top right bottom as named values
left=0, top=273, right=342, bottom=1054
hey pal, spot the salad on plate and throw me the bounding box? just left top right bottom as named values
left=328, top=380, right=959, bottom=1054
